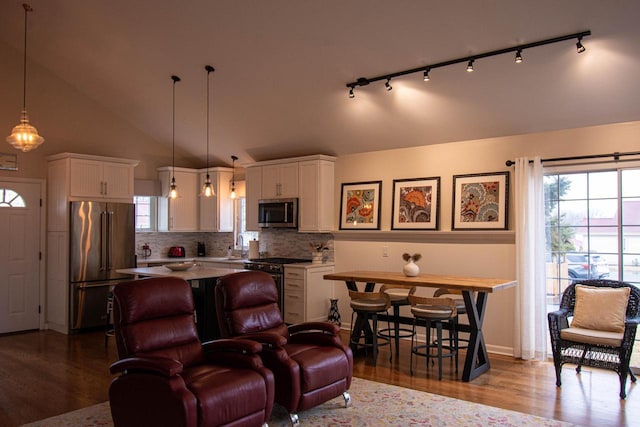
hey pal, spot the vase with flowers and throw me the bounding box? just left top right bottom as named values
left=402, top=253, right=422, bottom=277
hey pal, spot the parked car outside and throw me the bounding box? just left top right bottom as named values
left=566, top=253, right=610, bottom=282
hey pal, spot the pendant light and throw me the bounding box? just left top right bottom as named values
left=169, top=75, right=181, bottom=199
left=6, top=3, right=44, bottom=152
left=202, top=65, right=215, bottom=197
left=230, top=155, right=238, bottom=199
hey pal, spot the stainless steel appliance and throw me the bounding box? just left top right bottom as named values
left=258, top=198, right=298, bottom=228
left=69, top=201, right=135, bottom=330
left=243, top=258, right=309, bottom=316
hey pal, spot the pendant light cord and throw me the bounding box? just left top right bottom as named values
left=171, top=75, right=180, bottom=181
left=22, top=4, right=32, bottom=111
left=205, top=65, right=214, bottom=174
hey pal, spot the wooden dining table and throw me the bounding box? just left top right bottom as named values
left=323, top=270, right=517, bottom=382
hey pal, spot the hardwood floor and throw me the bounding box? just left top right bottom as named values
left=0, top=329, right=638, bottom=427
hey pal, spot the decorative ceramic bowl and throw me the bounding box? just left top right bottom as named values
left=164, top=262, right=195, bottom=271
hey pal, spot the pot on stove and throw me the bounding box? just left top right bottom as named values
left=168, top=246, right=185, bottom=258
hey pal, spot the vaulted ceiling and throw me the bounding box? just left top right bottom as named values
left=1, top=0, right=639, bottom=167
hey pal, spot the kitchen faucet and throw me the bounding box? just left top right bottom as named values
left=237, top=234, right=245, bottom=258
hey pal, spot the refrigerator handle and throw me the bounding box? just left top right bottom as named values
left=107, top=210, right=114, bottom=270
left=100, top=211, right=107, bottom=271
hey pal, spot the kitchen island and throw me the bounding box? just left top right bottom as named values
left=117, top=265, right=247, bottom=341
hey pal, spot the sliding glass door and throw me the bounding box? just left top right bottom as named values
left=544, top=167, right=640, bottom=370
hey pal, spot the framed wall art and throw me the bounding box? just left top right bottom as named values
left=452, top=171, right=509, bottom=230
left=391, top=177, right=440, bottom=230
left=339, top=180, right=382, bottom=230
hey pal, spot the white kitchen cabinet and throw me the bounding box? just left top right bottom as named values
left=199, top=168, right=234, bottom=232
left=245, top=155, right=335, bottom=232
left=262, top=162, right=299, bottom=199
left=245, top=166, right=262, bottom=231
left=47, top=153, right=139, bottom=231
left=157, top=167, right=199, bottom=231
left=298, top=158, right=335, bottom=232
left=284, top=264, right=334, bottom=324
left=68, top=158, right=135, bottom=200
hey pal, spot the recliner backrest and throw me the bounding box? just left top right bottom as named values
left=216, top=271, right=289, bottom=338
left=112, top=276, right=204, bottom=367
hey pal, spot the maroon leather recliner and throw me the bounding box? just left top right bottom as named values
left=215, top=271, right=353, bottom=426
left=109, top=276, right=274, bottom=427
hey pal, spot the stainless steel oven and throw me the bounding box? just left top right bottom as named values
left=243, top=258, right=309, bottom=316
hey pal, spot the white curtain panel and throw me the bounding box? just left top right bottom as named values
left=513, top=157, right=547, bottom=360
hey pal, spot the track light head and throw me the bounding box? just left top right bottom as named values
left=348, top=86, right=355, bottom=98
left=515, top=50, right=523, bottom=63
left=423, top=68, right=430, bottom=81
left=466, top=59, right=474, bottom=72
left=385, top=78, right=392, bottom=91
left=576, top=37, right=586, bottom=53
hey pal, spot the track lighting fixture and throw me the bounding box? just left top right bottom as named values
left=466, top=59, right=474, bottom=72
left=515, top=49, right=523, bottom=63
left=169, top=75, right=181, bottom=200
left=230, top=155, right=238, bottom=199
left=345, top=30, right=591, bottom=96
left=202, top=65, right=215, bottom=198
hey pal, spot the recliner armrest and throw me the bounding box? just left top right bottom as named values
left=202, top=338, right=262, bottom=354
left=233, top=332, right=287, bottom=348
left=110, top=356, right=183, bottom=377
left=289, top=321, right=340, bottom=335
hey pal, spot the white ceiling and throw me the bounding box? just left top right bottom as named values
left=1, top=0, right=640, bottom=167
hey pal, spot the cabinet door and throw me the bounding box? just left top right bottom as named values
left=69, top=159, right=103, bottom=198
left=245, top=167, right=262, bottom=231
left=199, top=172, right=217, bottom=231
left=217, top=171, right=234, bottom=232
left=262, top=163, right=299, bottom=198
left=278, top=162, right=299, bottom=198
left=299, top=160, right=334, bottom=232
left=102, top=162, right=134, bottom=199
left=163, top=170, right=198, bottom=231
left=261, top=164, right=280, bottom=199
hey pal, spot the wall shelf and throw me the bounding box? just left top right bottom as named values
left=333, top=230, right=515, bottom=244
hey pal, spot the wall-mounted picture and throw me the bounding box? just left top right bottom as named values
left=339, top=181, right=382, bottom=230
left=452, top=171, right=509, bottom=230
left=391, top=177, right=440, bottom=230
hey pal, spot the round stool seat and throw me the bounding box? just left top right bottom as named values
left=350, top=298, right=388, bottom=312
left=411, top=304, right=455, bottom=320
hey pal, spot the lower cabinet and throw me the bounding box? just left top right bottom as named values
left=284, top=264, right=335, bottom=324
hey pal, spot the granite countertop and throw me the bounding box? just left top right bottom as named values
left=137, top=257, right=334, bottom=269
left=116, top=265, right=247, bottom=280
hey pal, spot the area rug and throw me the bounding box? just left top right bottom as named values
left=22, top=377, right=577, bottom=427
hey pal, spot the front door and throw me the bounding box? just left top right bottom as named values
left=0, top=181, right=41, bottom=334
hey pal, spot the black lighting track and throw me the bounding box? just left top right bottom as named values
left=346, top=30, right=592, bottom=90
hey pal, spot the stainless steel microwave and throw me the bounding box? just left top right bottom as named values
left=258, top=198, right=298, bottom=228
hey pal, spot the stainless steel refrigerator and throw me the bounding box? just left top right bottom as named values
left=69, top=201, right=135, bottom=330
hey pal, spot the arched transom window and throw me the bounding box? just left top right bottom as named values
left=0, top=188, right=26, bottom=208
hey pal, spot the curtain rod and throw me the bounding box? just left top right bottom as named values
left=505, top=151, right=640, bottom=167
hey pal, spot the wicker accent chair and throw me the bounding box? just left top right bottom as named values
left=548, top=279, right=640, bottom=399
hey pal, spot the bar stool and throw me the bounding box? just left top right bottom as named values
left=409, top=295, right=458, bottom=380
left=377, top=284, right=416, bottom=356
left=433, top=288, right=469, bottom=350
left=348, top=290, right=392, bottom=366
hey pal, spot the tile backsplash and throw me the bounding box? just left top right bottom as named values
left=135, top=230, right=334, bottom=261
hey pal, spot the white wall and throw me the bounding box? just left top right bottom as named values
left=332, top=120, right=640, bottom=355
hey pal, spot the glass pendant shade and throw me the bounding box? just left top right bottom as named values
left=7, top=109, right=44, bottom=152
left=169, top=176, right=178, bottom=199
left=202, top=174, right=213, bottom=197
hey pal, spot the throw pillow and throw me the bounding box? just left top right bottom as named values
left=571, top=285, right=630, bottom=333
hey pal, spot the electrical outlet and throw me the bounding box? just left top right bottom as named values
left=382, top=246, right=389, bottom=257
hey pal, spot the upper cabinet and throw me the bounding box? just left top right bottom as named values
left=199, top=168, right=234, bottom=232
left=47, top=153, right=139, bottom=231
left=157, top=166, right=234, bottom=232
left=157, top=167, right=199, bottom=232
left=262, top=162, right=299, bottom=199
left=299, top=158, right=335, bottom=232
left=246, top=155, right=335, bottom=232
